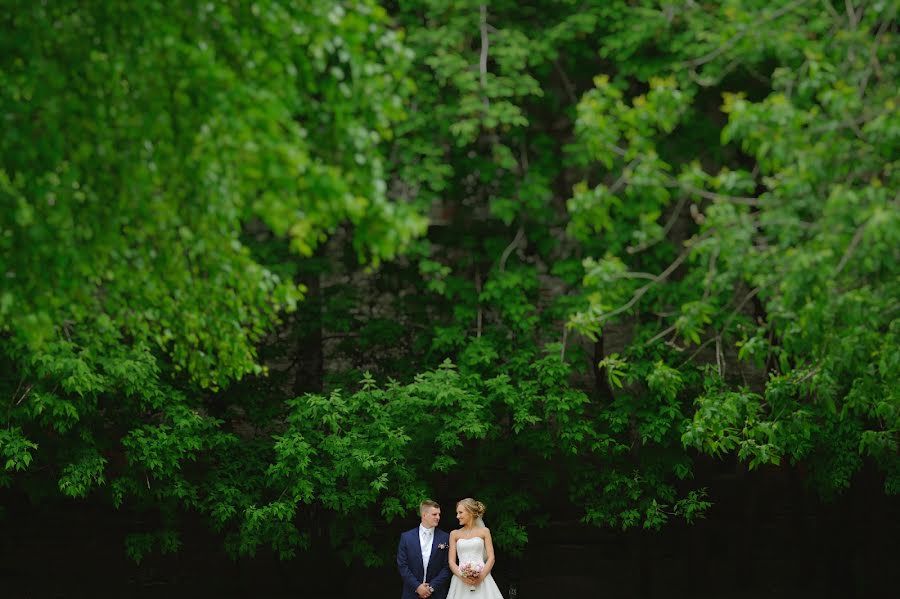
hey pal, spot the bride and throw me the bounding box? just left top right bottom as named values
left=446, top=498, right=505, bottom=599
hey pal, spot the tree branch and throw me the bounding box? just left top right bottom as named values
left=858, top=13, right=893, bottom=96
left=553, top=58, right=578, bottom=105
left=609, top=158, right=641, bottom=195
left=721, top=286, right=763, bottom=333
left=475, top=269, right=483, bottom=338
left=609, top=271, right=660, bottom=281
left=627, top=194, right=688, bottom=254
left=834, top=221, right=868, bottom=275
left=678, top=337, right=717, bottom=368
left=498, top=227, right=525, bottom=272
left=645, top=324, right=677, bottom=346
left=598, top=236, right=704, bottom=324
left=702, top=246, right=720, bottom=300
left=14, top=384, right=33, bottom=407
left=608, top=144, right=760, bottom=206
left=683, top=0, right=811, bottom=68
left=715, top=336, right=725, bottom=377
left=821, top=0, right=841, bottom=20
left=844, top=0, right=859, bottom=28
left=479, top=4, right=489, bottom=108
left=670, top=177, right=760, bottom=206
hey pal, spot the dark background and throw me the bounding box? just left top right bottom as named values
left=2, top=458, right=898, bottom=599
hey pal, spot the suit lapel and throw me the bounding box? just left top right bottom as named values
left=410, top=530, right=424, bottom=577
left=426, top=530, right=441, bottom=575
left=428, top=531, right=437, bottom=567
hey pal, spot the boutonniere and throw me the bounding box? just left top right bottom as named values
left=438, top=543, right=448, bottom=550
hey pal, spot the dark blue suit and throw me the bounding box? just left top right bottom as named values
left=397, top=527, right=451, bottom=599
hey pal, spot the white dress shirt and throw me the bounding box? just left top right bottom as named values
left=419, top=524, right=434, bottom=577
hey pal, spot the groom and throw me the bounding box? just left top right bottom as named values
left=397, top=500, right=451, bottom=599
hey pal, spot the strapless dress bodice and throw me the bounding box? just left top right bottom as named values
left=456, top=536, right=485, bottom=564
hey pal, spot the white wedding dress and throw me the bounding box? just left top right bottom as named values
left=446, top=537, right=504, bottom=599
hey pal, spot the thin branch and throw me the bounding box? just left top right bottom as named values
left=609, top=158, right=641, bottom=195
left=678, top=336, right=717, bottom=367
left=721, top=286, right=763, bottom=333
left=609, top=144, right=760, bottom=206
left=809, top=109, right=887, bottom=135
left=647, top=284, right=764, bottom=353
left=684, top=0, right=811, bottom=68
left=665, top=339, right=687, bottom=352
left=479, top=4, right=490, bottom=107
left=628, top=196, right=689, bottom=255
left=598, top=236, right=703, bottom=324
left=645, top=324, right=677, bottom=346
left=844, top=0, right=861, bottom=63
left=475, top=269, right=483, bottom=338
left=702, top=246, right=720, bottom=300
left=610, top=144, right=629, bottom=157
left=320, top=333, right=360, bottom=342
left=553, top=58, right=578, bottom=104
left=15, top=384, right=33, bottom=407
left=11, top=377, right=24, bottom=405
left=844, top=0, right=859, bottom=27
left=690, top=203, right=705, bottom=225
left=796, top=365, right=822, bottom=384
left=858, top=14, right=893, bottom=96
left=821, top=0, right=841, bottom=20
left=834, top=221, right=868, bottom=275
left=687, top=56, right=745, bottom=88
left=671, top=178, right=760, bottom=206
left=715, top=336, right=725, bottom=377
left=519, top=140, right=530, bottom=173
left=498, top=227, right=525, bottom=272
left=609, top=272, right=660, bottom=281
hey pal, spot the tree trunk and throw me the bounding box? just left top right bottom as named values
left=292, top=269, right=323, bottom=396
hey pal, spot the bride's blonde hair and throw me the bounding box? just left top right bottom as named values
left=457, top=497, right=486, bottom=519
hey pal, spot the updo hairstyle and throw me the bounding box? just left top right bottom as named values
left=457, top=497, right=486, bottom=519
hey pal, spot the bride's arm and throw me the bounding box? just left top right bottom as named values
left=448, top=530, right=463, bottom=578
left=479, top=528, right=496, bottom=579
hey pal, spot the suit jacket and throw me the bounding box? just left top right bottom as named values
left=397, top=527, right=451, bottom=599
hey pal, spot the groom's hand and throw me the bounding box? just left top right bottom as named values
left=416, top=583, right=433, bottom=598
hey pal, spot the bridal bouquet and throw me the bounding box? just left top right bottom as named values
left=460, top=562, right=483, bottom=591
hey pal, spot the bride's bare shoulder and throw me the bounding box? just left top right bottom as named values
left=449, top=529, right=460, bottom=539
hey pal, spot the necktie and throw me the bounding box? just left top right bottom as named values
left=422, top=529, right=432, bottom=581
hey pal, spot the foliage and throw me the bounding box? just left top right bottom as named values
left=1, top=0, right=423, bottom=561
left=568, top=0, right=899, bottom=497
left=1, top=0, right=896, bottom=568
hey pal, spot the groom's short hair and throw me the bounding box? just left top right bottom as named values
left=419, top=500, right=440, bottom=515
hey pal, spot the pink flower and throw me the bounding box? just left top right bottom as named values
left=460, top=561, right=483, bottom=591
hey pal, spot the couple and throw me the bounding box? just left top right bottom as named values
left=397, top=498, right=505, bottom=599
